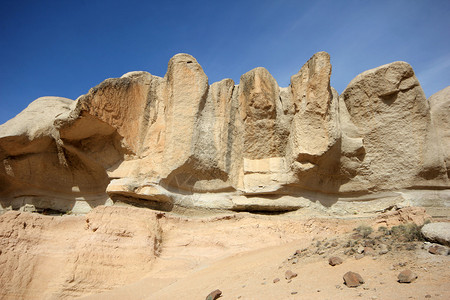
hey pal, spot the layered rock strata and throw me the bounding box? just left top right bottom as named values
left=0, top=53, right=448, bottom=213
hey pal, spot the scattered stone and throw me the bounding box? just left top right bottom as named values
left=364, top=247, right=376, bottom=256
left=355, top=253, right=364, bottom=260
left=421, top=223, right=450, bottom=247
left=205, top=289, right=222, bottom=300
left=19, top=204, right=37, bottom=213
left=398, top=269, right=417, bottom=283
left=343, top=271, right=364, bottom=287
left=329, top=256, right=343, bottom=266
left=379, top=244, right=389, bottom=255
left=357, top=245, right=365, bottom=254
left=428, top=244, right=448, bottom=255
left=273, top=278, right=280, bottom=283
left=425, top=295, right=431, bottom=298
left=291, top=291, right=298, bottom=295
left=406, top=244, right=416, bottom=251
left=285, top=270, right=297, bottom=280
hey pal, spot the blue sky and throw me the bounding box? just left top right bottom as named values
left=1, top=0, right=449, bottom=125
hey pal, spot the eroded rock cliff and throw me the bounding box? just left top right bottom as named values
left=0, top=52, right=448, bottom=213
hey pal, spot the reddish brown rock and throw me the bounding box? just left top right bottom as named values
left=343, top=271, right=364, bottom=287
left=428, top=244, right=448, bottom=255
left=398, top=269, right=417, bottom=283
left=205, top=289, right=222, bottom=300
left=273, top=278, right=280, bottom=283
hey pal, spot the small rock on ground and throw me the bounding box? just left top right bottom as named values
left=285, top=270, right=297, bottom=280
left=398, top=269, right=417, bottom=283
left=205, top=289, right=222, bottom=300
left=343, top=271, right=364, bottom=287
left=329, top=256, right=343, bottom=266
left=428, top=244, right=448, bottom=255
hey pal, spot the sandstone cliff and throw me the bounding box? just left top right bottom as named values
left=0, top=53, right=448, bottom=213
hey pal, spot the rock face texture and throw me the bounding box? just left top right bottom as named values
left=0, top=53, right=449, bottom=213
left=340, top=63, right=447, bottom=192
left=0, top=206, right=161, bottom=299
left=429, top=86, right=450, bottom=179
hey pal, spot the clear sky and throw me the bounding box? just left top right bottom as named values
left=1, top=0, right=449, bottom=125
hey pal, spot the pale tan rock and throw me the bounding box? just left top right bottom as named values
left=0, top=53, right=448, bottom=214
left=429, top=86, right=450, bottom=178
left=421, top=222, right=450, bottom=247
left=285, top=52, right=342, bottom=192
left=239, top=67, right=283, bottom=159
left=0, top=97, right=112, bottom=211
left=340, top=61, right=449, bottom=193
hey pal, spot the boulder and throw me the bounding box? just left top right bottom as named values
left=421, top=222, right=450, bottom=246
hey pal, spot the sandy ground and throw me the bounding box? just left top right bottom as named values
left=79, top=209, right=450, bottom=300
left=1, top=206, right=448, bottom=299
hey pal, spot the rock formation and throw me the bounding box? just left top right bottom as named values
left=0, top=52, right=449, bottom=213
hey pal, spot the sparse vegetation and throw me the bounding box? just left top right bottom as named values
left=377, top=226, right=388, bottom=233
left=354, top=225, right=373, bottom=238
left=388, top=223, right=424, bottom=242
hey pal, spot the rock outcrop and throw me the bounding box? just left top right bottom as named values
left=0, top=53, right=449, bottom=213
left=429, top=86, right=450, bottom=178
left=340, top=62, right=448, bottom=192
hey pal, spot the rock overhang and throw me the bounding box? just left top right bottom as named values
left=0, top=52, right=449, bottom=214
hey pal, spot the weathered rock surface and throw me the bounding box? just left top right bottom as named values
left=340, top=62, right=448, bottom=193
left=0, top=206, right=161, bottom=299
left=429, top=86, right=450, bottom=178
left=0, top=53, right=449, bottom=213
left=421, top=222, right=450, bottom=246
